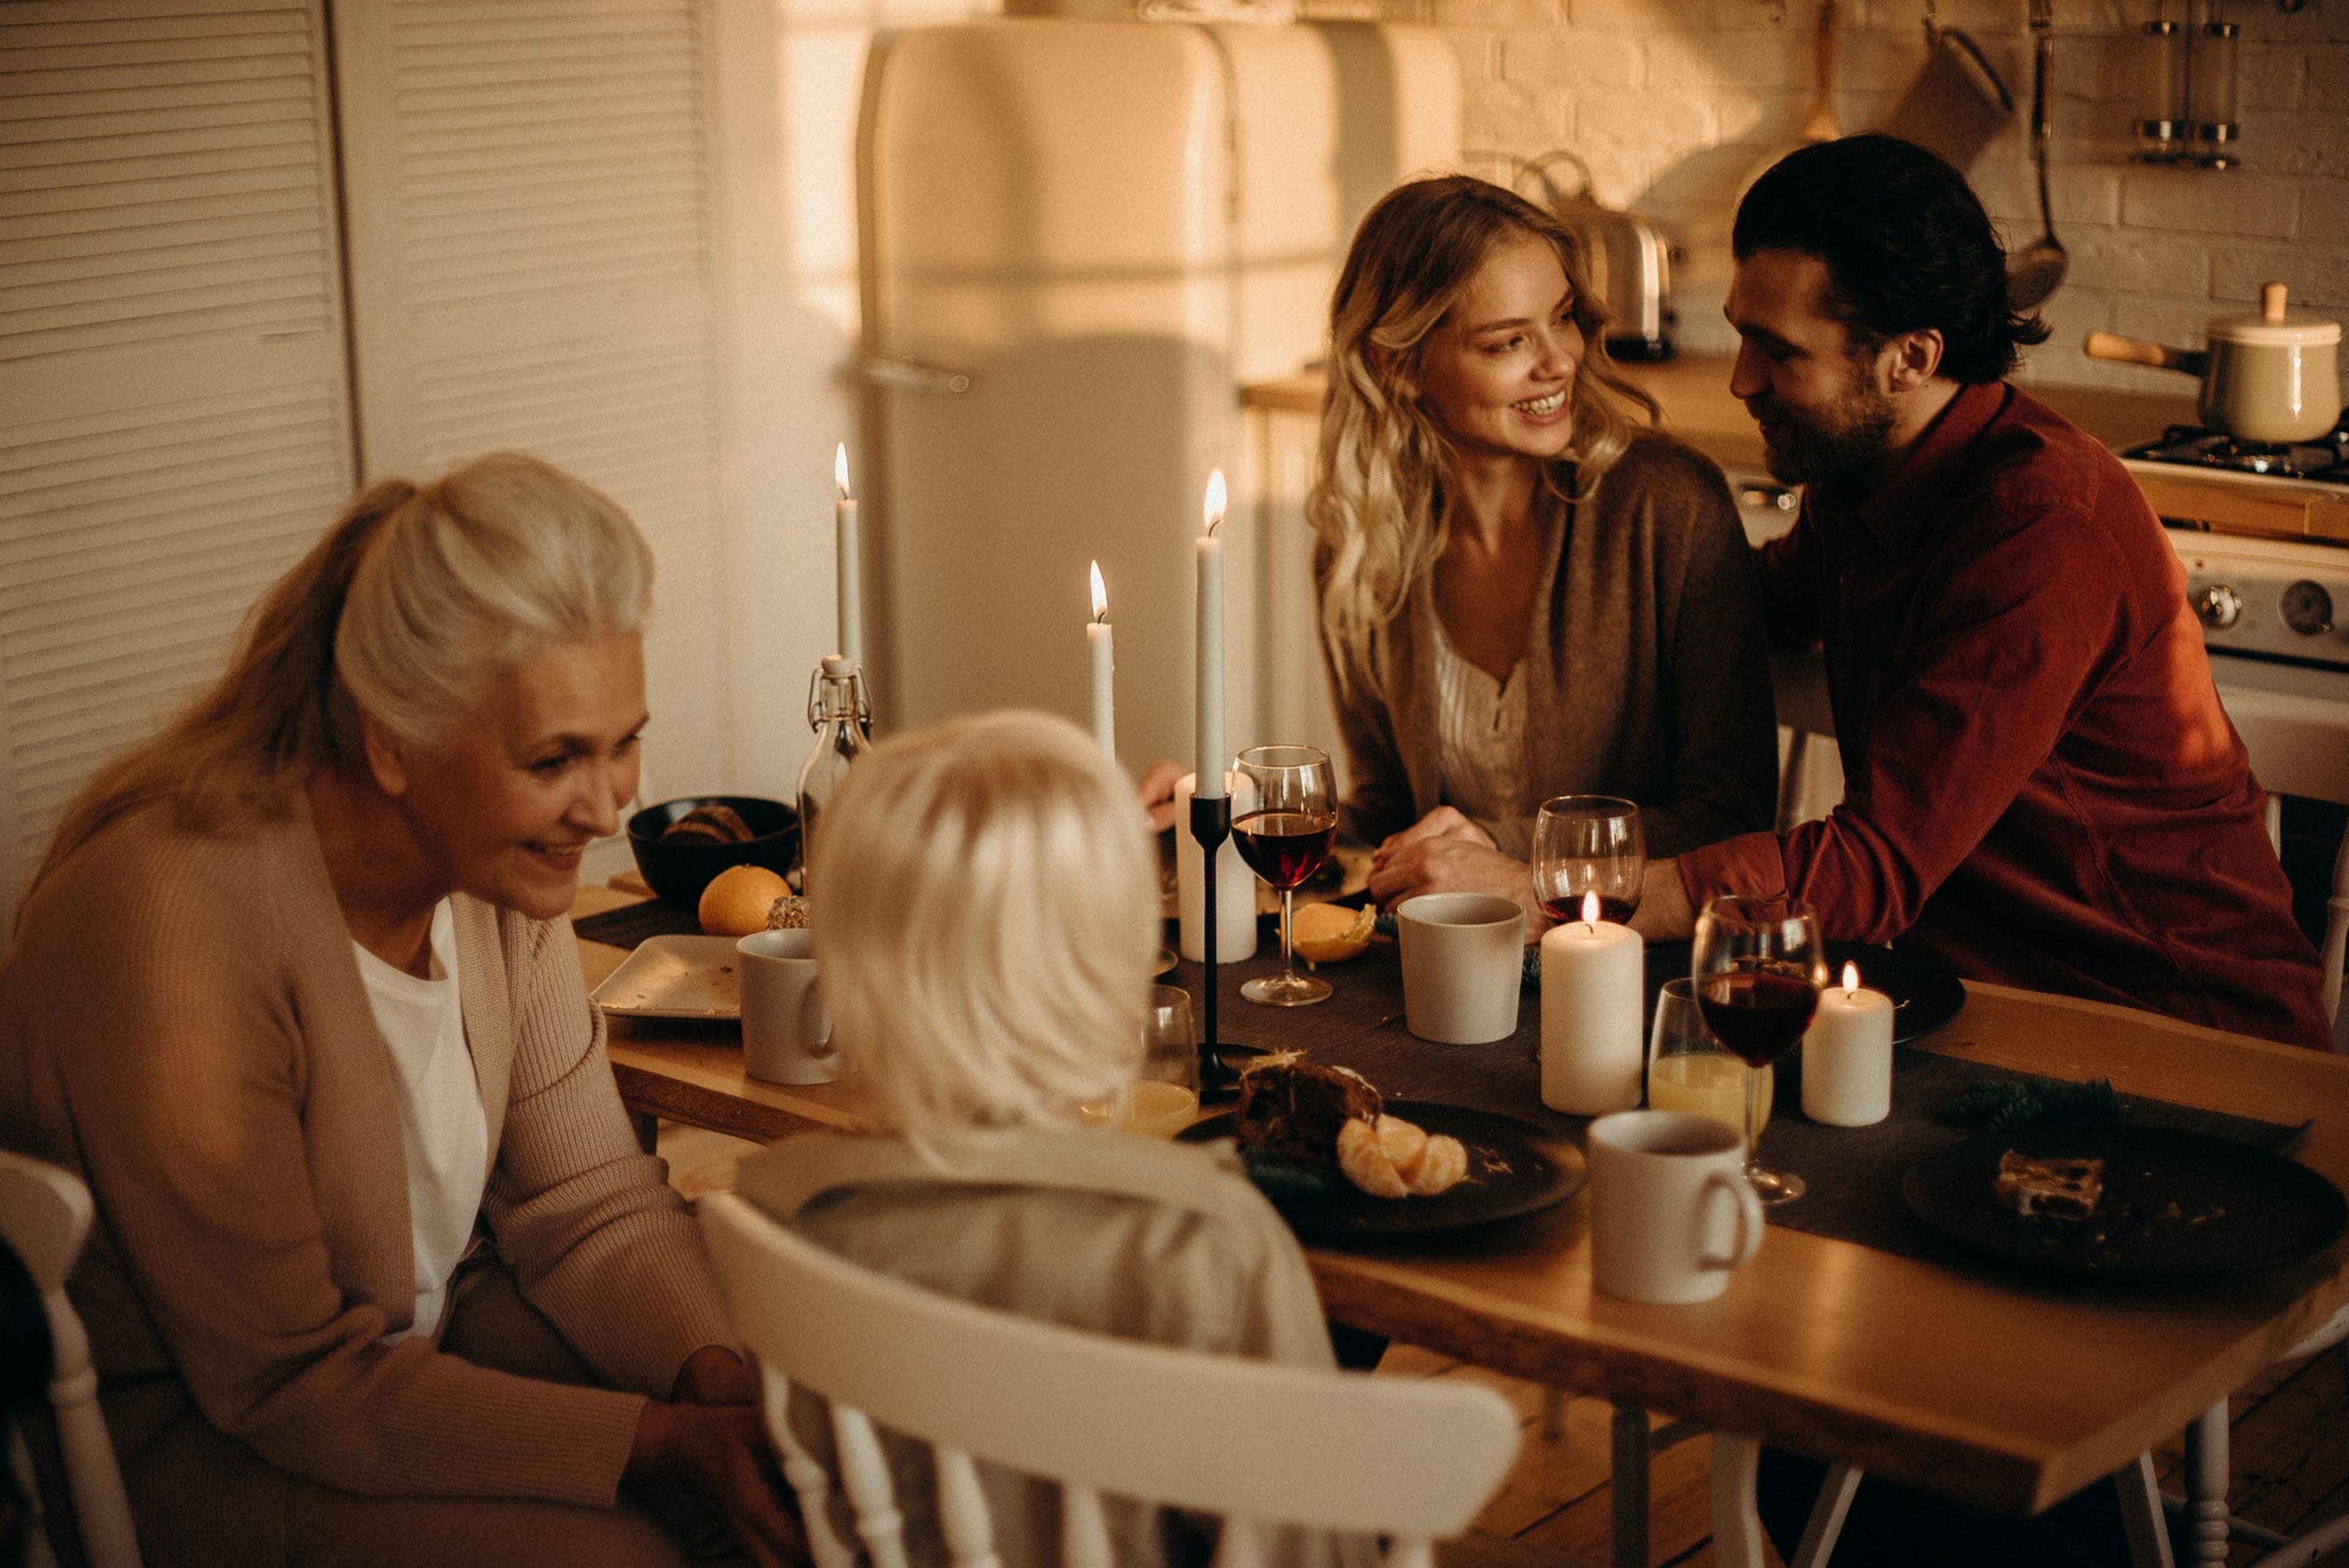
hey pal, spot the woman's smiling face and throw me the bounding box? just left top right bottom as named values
left=1414, top=231, right=1584, bottom=468
left=383, top=629, right=648, bottom=921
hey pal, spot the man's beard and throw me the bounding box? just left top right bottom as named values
left=1753, top=382, right=1897, bottom=486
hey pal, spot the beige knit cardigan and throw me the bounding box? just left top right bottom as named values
left=0, top=798, right=738, bottom=1507
left=1321, top=431, right=1781, bottom=861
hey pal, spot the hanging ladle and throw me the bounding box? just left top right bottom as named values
left=2008, top=0, right=2068, bottom=309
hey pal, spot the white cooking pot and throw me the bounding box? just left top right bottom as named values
left=2084, top=282, right=2341, bottom=444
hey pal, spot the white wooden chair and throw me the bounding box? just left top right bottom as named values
left=699, top=1191, right=1521, bottom=1568
left=0, top=1150, right=141, bottom=1568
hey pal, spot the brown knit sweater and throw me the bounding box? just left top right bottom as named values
left=1323, top=431, right=1780, bottom=860
left=0, top=799, right=738, bottom=1507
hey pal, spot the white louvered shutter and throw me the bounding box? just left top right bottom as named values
left=0, top=0, right=356, bottom=922
left=330, top=0, right=732, bottom=802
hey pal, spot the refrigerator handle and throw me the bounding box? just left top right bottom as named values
left=860, top=355, right=974, bottom=395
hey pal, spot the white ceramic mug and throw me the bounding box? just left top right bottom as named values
left=1396, top=892, right=1524, bottom=1045
left=737, top=930, right=838, bottom=1085
left=1586, top=1110, right=1765, bottom=1304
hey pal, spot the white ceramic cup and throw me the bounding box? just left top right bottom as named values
left=1396, top=892, right=1525, bottom=1044
left=737, top=929, right=839, bottom=1085
left=1586, top=1110, right=1765, bottom=1304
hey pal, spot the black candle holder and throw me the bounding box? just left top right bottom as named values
left=1189, top=788, right=1243, bottom=1100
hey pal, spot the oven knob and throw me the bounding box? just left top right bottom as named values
left=2282, top=580, right=2335, bottom=637
left=2194, top=584, right=2242, bottom=629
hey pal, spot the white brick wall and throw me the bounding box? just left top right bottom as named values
left=1412, top=0, right=2349, bottom=399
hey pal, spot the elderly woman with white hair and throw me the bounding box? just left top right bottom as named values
left=733, top=711, right=1360, bottom=1568
left=0, top=455, right=800, bottom=1567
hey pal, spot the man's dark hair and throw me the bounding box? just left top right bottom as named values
left=1732, top=133, right=2050, bottom=383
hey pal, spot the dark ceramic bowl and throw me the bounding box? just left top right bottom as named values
left=625, top=796, right=799, bottom=908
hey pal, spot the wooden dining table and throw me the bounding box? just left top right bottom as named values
left=577, top=882, right=2349, bottom=1567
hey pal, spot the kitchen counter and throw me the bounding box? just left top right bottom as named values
left=1242, top=356, right=2198, bottom=476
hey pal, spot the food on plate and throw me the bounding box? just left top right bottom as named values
left=699, top=864, right=790, bottom=937
left=661, top=802, right=755, bottom=845
left=1337, top=1115, right=1468, bottom=1199
left=1234, top=1056, right=1466, bottom=1200
left=1993, top=1150, right=2106, bottom=1220
left=1233, top=1054, right=1381, bottom=1164
left=1291, top=901, right=1376, bottom=964
left=765, top=895, right=812, bottom=930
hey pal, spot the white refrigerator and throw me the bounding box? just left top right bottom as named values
left=856, top=17, right=1460, bottom=771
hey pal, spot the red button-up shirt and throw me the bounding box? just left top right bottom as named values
left=1678, top=381, right=2330, bottom=1049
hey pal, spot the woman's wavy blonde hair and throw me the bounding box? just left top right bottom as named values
left=1310, top=174, right=1660, bottom=700
left=35, top=452, right=652, bottom=890
left=809, top=711, right=1159, bottom=1142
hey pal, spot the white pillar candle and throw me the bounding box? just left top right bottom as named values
left=1086, top=560, right=1115, bottom=760
left=1194, top=470, right=1226, bottom=799
left=1802, top=961, right=1894, bottom=1126
left=834, top=442, right=863, bottom=669
left=1539, top=893, right=1645, bottom=1115
left=1174, top=771, right=1256, bottom=963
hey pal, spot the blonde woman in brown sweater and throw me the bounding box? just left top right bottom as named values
left=0, top=456, right=802, bottom=1567
left=1312, top=177, right=1778, bottom=922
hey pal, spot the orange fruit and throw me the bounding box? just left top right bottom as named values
left=1291, top=902, right=1375, bottom=963
left=698, top=864, right=789, bottom=936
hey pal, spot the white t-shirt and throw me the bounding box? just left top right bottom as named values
left=352, top=900, right=490, bottom=1343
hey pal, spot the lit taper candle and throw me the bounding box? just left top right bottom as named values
left=1086, top=560, right=1115, bottom=758
left=834, top=442, right=862, bottom=668
left=1195, top=469, right=1226, bottom=799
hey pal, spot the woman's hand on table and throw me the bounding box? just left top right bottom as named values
left=633, top=1348, right=809, bottom=1567
left=1367, top=809, right=1539, bottom=928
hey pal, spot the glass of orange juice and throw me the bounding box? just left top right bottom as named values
left=1646, top=977, right=1771, bottom=1139
left=1082, top=986, right=1202, bottom=1137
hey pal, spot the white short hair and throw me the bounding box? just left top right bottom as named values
left=809, top=711, right=1159, bottom=1136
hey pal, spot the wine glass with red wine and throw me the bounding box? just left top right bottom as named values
left=1691, top=894, right=1827, bottom=1205
left=1532, top=796, right=1644, bottom=926
left=1232, top=744, right=1338, bottom=1007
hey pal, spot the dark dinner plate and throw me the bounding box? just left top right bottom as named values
left=1902, top=1122, right=2348, bottom=1281
left=1178, top=1100, right=1585, bottom=1242
left=1641, top=939, right=1965, bottom=1045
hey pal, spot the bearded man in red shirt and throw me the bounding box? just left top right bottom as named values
left=1633, top=133, right=2329, bottom=1052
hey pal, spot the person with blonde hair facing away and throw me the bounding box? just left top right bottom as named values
left=1313, top=174, right=1778, bottom=919
left=0, top=454, right=803, bottom=1567
left=733, top=711, right=1362, bottom=1568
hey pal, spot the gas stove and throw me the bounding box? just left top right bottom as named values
left=2120, top=417, right=2349, bottom=679
left=2123, top=417, right=2349, bottom=483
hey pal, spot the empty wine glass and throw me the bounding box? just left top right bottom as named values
left=1231, top=745, right=1337, bottom=1007
left=1532, top=796, right=1644, bottom=926
left=1691, top=895, right=1826, bottom=1205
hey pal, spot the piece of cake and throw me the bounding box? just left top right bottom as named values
left=661, top=803, right=755, bottom=845
left=1993, top=1150, right=2105, bottom=1221
left=1233, top=1055, right=1381, bottom=1165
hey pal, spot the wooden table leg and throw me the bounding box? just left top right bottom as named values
left=2116, top=1450, right=2178, bottom=1568
left=1611, top=1403, right=1650, bottom=1568
left=1789, top=1462, right=1861, bottom=1568
left=1709, top=1434, right=1767, bottom=1568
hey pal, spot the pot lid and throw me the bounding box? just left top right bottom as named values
left=2208, top=282, right=2341, bottom=347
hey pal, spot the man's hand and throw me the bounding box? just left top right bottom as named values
left=1629, top=856, right=1697, bottom=944
left=1368, top=806, right=1495, bottom=868
left=1135, top=758, right=1186, bottom=834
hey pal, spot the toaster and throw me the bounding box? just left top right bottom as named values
left=1554, top=200, right=1676, bottom=362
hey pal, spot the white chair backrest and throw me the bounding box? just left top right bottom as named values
left=0, top=1150, right=143, bottom=1568
left=2225, top=687, right=2349, bottom=1044
left=700, top=1191, right=1518, bottom=1568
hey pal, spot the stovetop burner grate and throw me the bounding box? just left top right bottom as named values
left=2124, top=415, right=2349, bottom=484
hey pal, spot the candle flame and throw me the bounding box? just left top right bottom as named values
left=1088, top=560, right=1107, bottom=622
left=834, top=442, right=850, bottom=500
left=1580, top=891, right=1598, bottom=928
left=1841, top=960, right=1860, bottom=996
left=1203, top=468, right=1227, bottom=535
